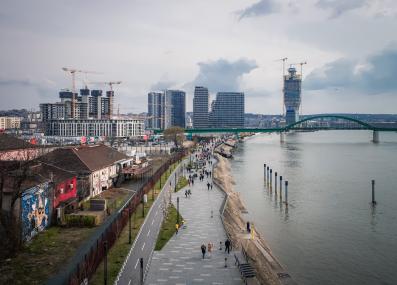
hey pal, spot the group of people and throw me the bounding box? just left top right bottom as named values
left=184, top=189, right=192, bottom=198
left=201, top=238, right=232, bottom=259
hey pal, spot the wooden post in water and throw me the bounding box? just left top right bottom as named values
left=275, top=172, right=278, bottom=193
left=267, top=166, right=269, bottom=182
left=270, top=169, right=273, bottom=189
left=279, top=176, right=283, bottom=200
left=371, top=180, right=377, bottom=205
left=264, top=164, right=266, bottom=182
left=285, top=181, right=288, bottom=206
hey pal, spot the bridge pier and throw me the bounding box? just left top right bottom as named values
left=280, top=132, right=285, bottom=143
left=372, top=130, right=379, bottom=143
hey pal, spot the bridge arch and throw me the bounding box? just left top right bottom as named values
left=283, top=115, right=376, bottom=131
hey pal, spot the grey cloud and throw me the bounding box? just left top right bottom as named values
left=150, top=80, right=176, bottom=91
left=316, top=0, right=368, bottom=18
left=238, top=0, right=280, bottom=19
left=192, top=58, right=258, bottom=92
left=305, top=46, right=397, bottom=93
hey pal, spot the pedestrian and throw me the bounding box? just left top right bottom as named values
left=247, top=221, right=251, bottom=233
left=201, top=244, right=207, bottom=259
left=207, top=242, right=213, bottom=258
left=225, top=239, right=231, bottom=254
left=211, top=183, right=213, bottom=190
left=207, top=182, right=210, bottom=190
left=185, top=190, right=188, bottom=198
left=175, top=223, right=179, bottom=234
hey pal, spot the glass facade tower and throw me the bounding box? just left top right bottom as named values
left=284, top=67, right=302, bottom=125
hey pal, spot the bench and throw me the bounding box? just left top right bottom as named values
left=234, top=252, right=256, bottom=284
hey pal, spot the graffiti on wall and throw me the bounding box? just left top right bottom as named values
left=21, top=182, right=51, bottom=242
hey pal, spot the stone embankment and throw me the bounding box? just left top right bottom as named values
left=213, top=141, right=295, bottom=285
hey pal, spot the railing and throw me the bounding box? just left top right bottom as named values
left=46, top=151, right=186, bottom=285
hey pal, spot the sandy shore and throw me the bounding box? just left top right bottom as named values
left=213, top=143, right=293, bottom=285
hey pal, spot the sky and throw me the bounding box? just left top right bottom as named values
left=1, top=0, right=397, bottom=114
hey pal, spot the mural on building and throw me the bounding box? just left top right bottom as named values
left=21, top=182, right=51, bottom=242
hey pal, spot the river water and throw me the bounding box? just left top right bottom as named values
left=230, top=130, right=397, bottom=285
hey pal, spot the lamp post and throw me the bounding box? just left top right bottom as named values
left=128, top=208, right=132, bottom=244
left=177, top=197, right=180, bottom=224
left=104, top=241, right=108, bottom=285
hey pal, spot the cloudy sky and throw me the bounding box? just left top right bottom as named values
left=1, top=0, right=397, bottom=114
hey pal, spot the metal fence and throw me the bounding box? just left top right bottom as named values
left=46, top=151, right=186, bottom=285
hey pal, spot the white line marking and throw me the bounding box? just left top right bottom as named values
left=151, top=219, right=154, bottom=225
left=128, top=280, right=131, bottom=285
left=147, top=229, right=151, bottom=237
left=135, top=258, right=140, bottom=269
left=142, top=242, right=146, bottom=251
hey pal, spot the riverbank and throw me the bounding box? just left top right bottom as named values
left=213, top=142, right=295, bottom=285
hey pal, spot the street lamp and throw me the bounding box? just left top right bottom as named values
left=177, top=197, right=180, bottom=224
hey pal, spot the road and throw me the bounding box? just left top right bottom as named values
left=115, top=162, right=184, bottom=285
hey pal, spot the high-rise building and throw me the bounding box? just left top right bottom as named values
left=147, top=92, right=164, bottom=130
left=210, top=92, right=244, bottom=128
left=0, top=116, right=22, bottom=130
left=167, top=90, right=186, bottom=128
left=193, top=86, right=209, bottom=129
left=147, top=90, right=186, bottom=130
left=284, top=67, right=302, bottom=125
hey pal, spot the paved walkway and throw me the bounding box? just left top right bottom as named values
left=145, top=160, right=243, bottom=285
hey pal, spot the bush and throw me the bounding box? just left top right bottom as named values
left=65, top=214, right=97, bottom=227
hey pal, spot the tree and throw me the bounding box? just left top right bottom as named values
left=163, top=126, right=185, bottom=148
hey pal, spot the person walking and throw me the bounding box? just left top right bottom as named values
left=175, top=223, right=179, bottom=235
left=207, top=242, right=213, bottom=258
left=201, top=244, right=207, bottom=259
left=207, top=182, right=210, bottom=190
left=210, top=183, right=213, bottom=190
left=247, top=221, right=251, bottom=233
left=185, top=190, right=188, bottom=198
left=225, top=239, right=231, bottom=254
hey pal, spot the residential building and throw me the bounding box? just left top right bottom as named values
left=167, top=90, right=186, bottom=128
left=147, top=92, right=164, bottom=130
left=1, top=160, right=77, bottom=242
left=40, top=144, right=129, bottom=199
left=0, top=116, right=22, bottom=130
left=193, top=86, right=209, bottom=129
left=43, top=118, right=144, bottom=138
left=147, top=90, right=186, bottom=129
left=210, top=92, right=245, bottom=128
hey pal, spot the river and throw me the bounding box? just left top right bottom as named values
left=230, top=130, right=397, bottom=285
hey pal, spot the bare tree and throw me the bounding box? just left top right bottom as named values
left=163, top=126, right=185, bottom=148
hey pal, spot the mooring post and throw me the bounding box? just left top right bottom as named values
left=270, top=169, right=273, bottom=188
left=279, top=176, right=283, bottom=200
left=372, top=180, right=376, bottom=205
left=275, top=172, right=278, bottom=193
left=373, top=130, right=379, bottom=143
left=285, top=181, right=288, bottom=206
left=264, top=164, right=266, bottom=181
left=267, top=166, right=269, bottom=182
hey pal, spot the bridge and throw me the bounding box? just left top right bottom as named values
left=154, top=115, right=397, bottom=143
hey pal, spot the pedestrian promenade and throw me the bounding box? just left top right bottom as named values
left=145, top=161, right=243, bottom=285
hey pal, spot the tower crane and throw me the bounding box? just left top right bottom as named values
left=62, top=67, right=101, bottom=119
left=276, top=57, right=288, bottom=115
left=89, top=81, right=122, bottom=118
left=289, top=61, right=307, bottom=77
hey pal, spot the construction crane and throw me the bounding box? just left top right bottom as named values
left=89, top=81, right=122, bottom=118
left=276, top=57, right=288, bottom=115
left=289, top=61, right=307, bottom=77
left=62, top=67, right=101, bottom=119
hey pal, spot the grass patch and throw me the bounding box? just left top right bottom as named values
left=175, top=176, right=188, bottom=192
left=0, top=227, right=95, bottom=285
left=154, top=204, right=183, bottom=251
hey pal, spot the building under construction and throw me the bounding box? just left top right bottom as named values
left=284, top=66, right=302, bottom=125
